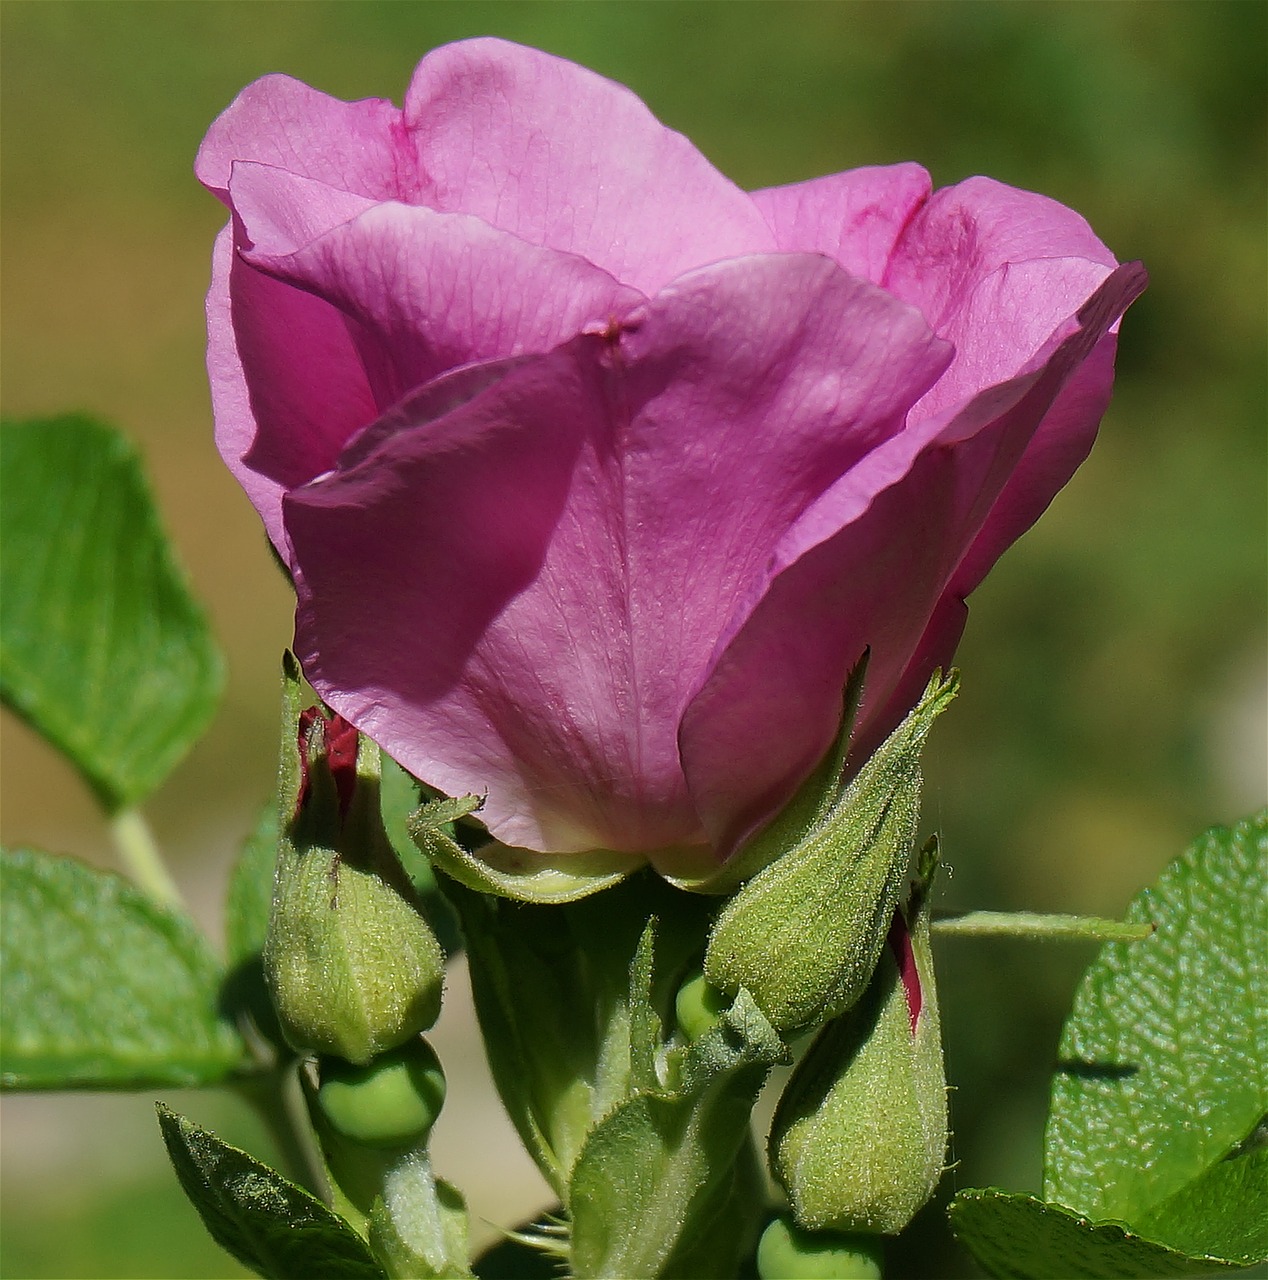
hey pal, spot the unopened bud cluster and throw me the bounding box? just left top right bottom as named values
left=701, top=671, right=955, bottom=1240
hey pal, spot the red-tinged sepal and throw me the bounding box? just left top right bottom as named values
left=769, top=842, right=948, bottom=1235
left=265, top=654, right=445, bottom=1066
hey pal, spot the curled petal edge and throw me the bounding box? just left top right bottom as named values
left=408, top=795, right=641, bottom=904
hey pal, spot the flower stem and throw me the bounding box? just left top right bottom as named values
left=931, top=910, right=1154, bottom=943
left=108, top=807, right=184, bottom=910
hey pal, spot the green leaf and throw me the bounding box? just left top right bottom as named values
left=0, top=415, right=223, bottom=810
left=1134, top=1145, right=1268, bottom=1266
left=657, top=1134, right=766, bottom=1280
left=411, top=797, right=640, bottom=904
left=947, top=1189, right=1239, bottom=1278
left=0, top=847, right=243, bottom=1089
left=156, top=1104, right=385, bottom=1280
left=1045, top=811, right=1268, bottom=1230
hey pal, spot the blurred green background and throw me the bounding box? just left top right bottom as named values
left=1, top=1, right=1263, bottom=1276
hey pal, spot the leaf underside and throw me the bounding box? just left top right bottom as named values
left=0, top=847, right=243, bottom=1089
left=0, top=414, right=223, bottom=810
left=157, top=1104, right=385, bottom=1280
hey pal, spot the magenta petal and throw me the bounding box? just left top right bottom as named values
left=285, top=345, right=665, bottom=856
left=681, top=263, right=1147, bottom=856
left=399, top=38, right=776, bottom=293
left=228, top=163, right=379, bottom=256
left=206, top=224, right=378, bottom=553
left=196, top=74, right=403, bottom=205
left=285, top=254, right=947, bottom=856
left=862, top=266, right=1146, bottom=768
left=952, top=329, right=1120, bottom=599
left=884, top=176, right=1118, bottom=322
left=751, top=162, right=932, bottom=285
left=239, top=168, right=643, bottom=410
left=884, top=177, right=1121, bottom=418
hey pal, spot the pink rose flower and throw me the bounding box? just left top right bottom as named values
left=198, top=38, right=1145, bottom=874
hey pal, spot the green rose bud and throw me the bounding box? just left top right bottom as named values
left=265, top=657, right=445, bottom=1065
left=317, top=1037, right=446, bottom=1148
left=768, top=889, right=947, bottom=1236
left=755, top=1213, right=884, bottom=1279
left=704, top=672, right=956, bottom=1034
left=674, top=968, right=730, bottom=1041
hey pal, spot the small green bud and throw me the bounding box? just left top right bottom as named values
left=317, top=1038, right=446, bottom=1148
left=756, top=1213, right=884, bottom=1279
left=674, top=969, right=729, bottom=1041
left=769, top=896, right=947, bottom=1236
left=265, top=660, right=445, bottom=1065
left=704, top=673, right=956, bottom=1034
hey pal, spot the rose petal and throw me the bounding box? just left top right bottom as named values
left=681, top=263, right=1146, bottom=856
left=853, top=303, right=1138, bottom=766
left=751, top=162, right=932, bottom=285
left=951, top=327, right=1123, bottom=600
left=884, top=176, right=1118, bottom=324
left=884, top=176, right=1121, bottom=418
left=196, top=74, right=403, bottom=204
left=285, top=254, right=948, bottom=855
left=228, top=162, right=379, bottom=255
left=399, top=38, right=776, bottom=294
left=238, top=166, right=643, bottom=410
left=206, top=224, right=377, bottom=554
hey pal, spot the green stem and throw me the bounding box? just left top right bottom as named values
left=931, top=909, right=1154, bottom=943
left=235, top=1066, right=329, bottom=1202
left=108, top=807, right=184, bottom=910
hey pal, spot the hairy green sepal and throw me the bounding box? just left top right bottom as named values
left=266, top=658, right=444, bottom=1065
left=705, top=671, right=957, bottom=1033
left=770, top=857, right=947, bottom=1235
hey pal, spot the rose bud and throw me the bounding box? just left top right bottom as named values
left=755, top=1213, right=884, bottom=1280
left=768, top=900, right=947, bottom=1236
left=266, top=665, right=445, bottom=1065
left=315, top=1037, right=446, bottom=1149
left=703, top=672, right=954, bottom=1034
left=674, top=968, right=731, bottom=1043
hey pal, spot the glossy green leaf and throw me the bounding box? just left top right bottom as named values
left=1134, top=1145, right=1268, bottom=1266
left=0, top=847, right=243, bottom=1089
left=1045, top=811, right=1268, bottom=1227
left=947, top=1189, right=1238, bottom=1278
left=0, top=415, right=223, bottom=810
left=157, top=1104, right=385, bottom=1280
